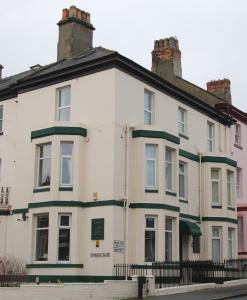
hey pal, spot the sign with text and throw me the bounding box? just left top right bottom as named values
left=113, top=240, right=125, bottom=252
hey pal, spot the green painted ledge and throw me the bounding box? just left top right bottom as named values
left=145, top=189, right=158, bottom=193
left=201, top=156, right=237, bottom=167
left=25, top=275, right=115, bottom=283
left=202, top=216, right=238, bottom=224
left=179, top=213, right=200, bottom=222
left=211, top=205, right=222, bottom=209
left=227, top=207, right=236, bottom=211
left=0, top=210, right=10, bottom=216
left=59, top=187, right=73, bottom=191
left=179, top=199, right=188, bottom=204
left=166, top=191, right=177, bottom=197
left=31, top=126, right=87, bottom=140
left=26, top=264, right=83, bottom=269
left=12, top=208, right=29, bottom=215
left=130, top=202, right=180, bottom=212
left=179, top=149, right=199, bottom=162
left=132, top=129, right=180, bottom=145
left=179, top=133, right=189, bottom=140
left=33, top=188, right=50, bottom=193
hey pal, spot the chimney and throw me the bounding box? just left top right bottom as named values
left=207, top=79, right=232, bottom=103
left=57, top=5, right=95, bottom=61
left=0, top=65, right=3, bottom=79
left=151, top=37, right=182, bottom=80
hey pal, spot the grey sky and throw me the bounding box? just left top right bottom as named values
left=0, top=0, right=246, bottom=110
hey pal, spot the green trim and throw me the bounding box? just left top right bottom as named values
left=180, top=213, right=200, bottom=222
left=166, top=191, right=177, bottom=197
left=33, top=188, right=50, bottom=193
left=12, top=208, right=29, bottom=215
left=211, top=205, right=222, bottom=209
left=202, top=217, right=238, bottom=224
left=179, top=199, right=188, bottom=204
left=0, top=210, right=10, bottom=216
left=228, top=207, right=236, bottom=211
left=59, top=187, right=73, bottom=191
left=180, top=219, right=202, bottom=236
left=201, top=156, right=237, bottom=167
left=31, top=126, right=87, bottom=140
left=132, top=130, right=180, bottom=144
left=85, top=200, right=124, bottom=208
left=130, top=202, right=180, bottom=212
left=145, top=189, right=158, bottom=193
left=179, top=149, right=199, bottom=162
left=26, top=264, right=83, bottom=269
left=179, top=133, right=189, bottom=140
left=25, top=275, right=115, bottom=283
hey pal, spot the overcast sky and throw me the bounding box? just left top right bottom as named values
left=0, top=0, right=246, bottom=111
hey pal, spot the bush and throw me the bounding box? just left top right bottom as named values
left=0, top=255, right=27, bottom=287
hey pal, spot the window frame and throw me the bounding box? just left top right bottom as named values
left=227, top=170, right=234, bottom=208
left=238, top=216, right=244, bottom=251
left=165, top=217, right=174, bottom=261
left=57, top=214, right=71, bottom=262
left=212, top=226, right=222, bottom=262
left=144, top=89, right=155, bottom=126
left=37, top=143, right=52, bottom=188
left=60, top=142, right=73, bottom=187
left=145, top=144, right=158, bottom=190
left=56, top=86, right=71, bottom=122
left=178, top=107, right=187, bottom=135
left=236, top=168, right=242, bottom=198
left=228, top=227, right=234, bottom=259
left=207, top=122, right=215, bottom=152
left=211, top=168, right=221, bottom=206
left=34, top=214, right=49, bottom=262
left=235, top=123, right=241, bottom=146
left=165, top=147, right=175, bottom=192
left=179, top=161, right=187, bottom=200
left=145, top=215, right=157, bottom=263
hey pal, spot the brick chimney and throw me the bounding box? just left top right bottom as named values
left=0, top=65, right=3, bottom=79
left=152, top=37, right=182, bottom=80
left=57, top=5, right=95, bottom=61
left=207, top=79, right=231, bottom=103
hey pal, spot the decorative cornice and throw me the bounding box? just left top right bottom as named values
left=31, top=126, right=87, bottom=140
left=132, top=130, right=180, bottom=144
left=201, top=156, right=237, bottom=167
left=202, top=216, right=237, bottom=224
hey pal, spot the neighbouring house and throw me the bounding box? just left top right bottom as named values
left=0, top=5, right=237, bottom=283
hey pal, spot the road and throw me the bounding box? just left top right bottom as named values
left=145, top=285, right=247, bottom=300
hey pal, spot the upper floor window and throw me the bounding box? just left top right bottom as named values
left=0, top=106, right=3, bottom=133
left=227, top=170, right=234, bottom=207
left=145, top=144, right=157, bottom=190
left=35, top=214, right=49, bottom=261
left=236, top=168, right=242, bottom=198
left=211, top=168, right=221, bottom=206
left=57, top=86, right=71, bottom=121
left=144, top=89, right=154, bottom=125
left=60, top=142, right=73, bottom=187
left=207, top=122, right=215, bottom=152
left=165, top=148, right=175, bottom=192
left=178, top=107, right=187, bottom=135
left=235, top=124, right=241, bottom=146
left=179, top=161, right=187, bottom=200
left=37, top=143, right=51, bottom=187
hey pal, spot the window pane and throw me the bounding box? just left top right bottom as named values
left=60, top=215, right=70, bottom=226
left=39, top=158, right=51, bottom=186
left=146, top=217, right=155, bottom=228
left=59, top=107, right=70, bottom=122
left=211, top=169, right=219, bottom=180
left=165, top=218, right=172, bottom=231
left=36, top=229, right=49, bottom=261
left=145, top=231, right=155, bottom=262
left=212, top=182, right=219, bottom=203
left=146, top=145, right=156, bottom=159
left=59, top=87, right=70, bottom=107
left=166, top=149, right=172, bottom=162
left=178, top=109, right=184, bottom=122
left=146, top=160, right=155, bottom=187
left=61, top=158, right=72, bottom=185
left=179, top=173, right=185, bottom=198
left=144, top=92, right=152, bottom=111
left=144, top=111, right=151, bottom=125
left=58, top=228, right=70, bottom=261
left=40, top=144, right=51, bottom=158
left=166, top=163, right=172, bottom=190
left=0, top=120, right=2, bottom=132
left=238, top=217, right=244, bottom=250
left=0, top=107, right=3, bottom=119
left=212, top=239, right=220, bottom=262
left=37, top=215, right=49, bottom=228
left=165, top=232, right=172, bottom=261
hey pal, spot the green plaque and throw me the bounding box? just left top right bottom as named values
left=91, top=218, right=104, bottom=240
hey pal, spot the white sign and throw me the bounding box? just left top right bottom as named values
left=113, top=240, right=125, bottom=253
left=90, top=252, right=110, bottom=257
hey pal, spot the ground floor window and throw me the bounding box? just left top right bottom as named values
left=145, top=216, right=157, bottom=262
left=212, top=227, right=222, bottom=262
left=165, top=217, right=173, bottom=261
left=238, top=217, right=244, bottom=251
left=58, top=214, right=71, bottom=261
left=35, top=214, right=49, bottom=261
left=228, top=228, right=234, bottom=259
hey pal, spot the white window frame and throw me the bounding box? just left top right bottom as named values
left=145, top=144, right=157, bottom=190
left=34, top=214, right=49, bottom=262
left=0, top=106, right=3, bottom=133
left=165, top=217, right=174, bottom=261
left=144, top=89, right=155, bottom=125
left=227, top=170, right=234, bottom=207
left=238, top=216, right=244, bottom=251
left=228, top=228, right=234, bottom=259
left=145, top=215, right=157, bottom=263
left=178, top=107, right=187, bottom=135
left=212, top=226, right=222, bottom=262
left=60, top=142, right=73, bottom=187
left=236, top=168, right=242, bottom=198
left=56, top=86, right=71, bottom=122
left=57, top=214, right=71, bottom=262
left=235, top=123, right=241, bottom=146
left=165, top=148, right=175, bottom=192
left=207, top=122, right=215, bottom=152
left=179, top=161, right=187, bottom=200
left=211, top=168, right=221, bottom=206
left=37, top=143, right=52, bottom=188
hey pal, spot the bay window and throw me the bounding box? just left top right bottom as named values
left=212, top=227, right=222, bottom=262
left=165, top=217, right=173, bottom=261
left=38, top=143, right=51, bottom=187
left=179, top=161, right=187, bottom=200
left=145, top=216, right=157, bottom=262
left=227, top=170, right=234, bottom=207
left=60, top=142, right=73, bottom=187
left=145, top=144, right=157, bottom=190
left=165, top=148, right=175, bottom=192
left=211, top=168, right=221, bottom=206
left=58, top=214, right=71, bottom=261
left=228, top=228, right=234, bottom=259
left=35, top=214, right=49, bottom=261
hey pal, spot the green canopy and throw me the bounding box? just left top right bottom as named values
left=180, top=219, right=201, bottom=237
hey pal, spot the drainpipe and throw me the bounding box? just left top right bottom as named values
left=198, top=151, right=203, bottom=260
left=124, top=124, right=130, bottom=280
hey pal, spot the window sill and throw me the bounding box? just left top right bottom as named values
left=166, top=191, right=177, bottom=197
left=145, top=189, right=158, bottom=193
left=59, top=187, right=73, bottom=191
left=211, top=205, right=222, bottom=209
left=33, top=188, right=50, bottom=193
left=179, top=133, right=189, bottom=140
left=179, top=199, right=188, bottom=203
left=227, top=207, right=235, bottom=211
left=234, top=143, right=243, bottom=150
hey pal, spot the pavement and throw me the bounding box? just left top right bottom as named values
left=145, top=285, right=247, bottom=300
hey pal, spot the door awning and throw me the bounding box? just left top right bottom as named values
left=180, top=219, right=201, bottom=237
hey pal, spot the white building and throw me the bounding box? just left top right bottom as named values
left=0, top=6, right=237, bottom=282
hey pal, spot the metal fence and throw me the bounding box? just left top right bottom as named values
left=114, top=259, right=247, bottom=289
